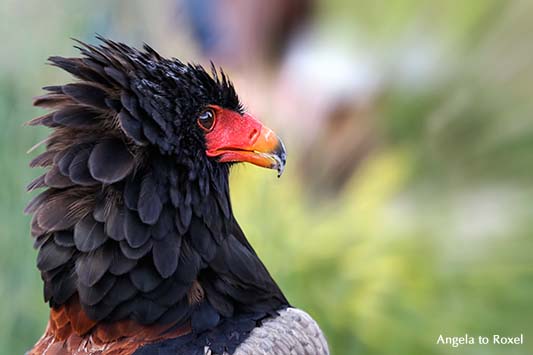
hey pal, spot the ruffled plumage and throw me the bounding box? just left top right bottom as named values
left=27, top=37, right=289, bottom=355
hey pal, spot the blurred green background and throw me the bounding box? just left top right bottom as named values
left=1, top=0, right=533, bottom=354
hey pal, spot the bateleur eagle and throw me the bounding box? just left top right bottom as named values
left=25, top=37, right=329, bottom=355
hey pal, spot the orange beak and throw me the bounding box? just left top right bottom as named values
left=205, top=107, right=286, bottom=177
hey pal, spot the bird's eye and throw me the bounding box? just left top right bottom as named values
left=197, top=108, right=216, bottom=132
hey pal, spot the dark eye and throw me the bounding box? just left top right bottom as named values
left=197, top=108, right=216, bottom=131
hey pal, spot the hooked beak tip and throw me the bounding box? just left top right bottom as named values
left=273, top=139, right=287, bottom=178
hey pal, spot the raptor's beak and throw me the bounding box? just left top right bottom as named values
left=205, top=107, right=287, bottom=177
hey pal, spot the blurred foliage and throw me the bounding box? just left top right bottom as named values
left=1, top=1, right=533, bottom=354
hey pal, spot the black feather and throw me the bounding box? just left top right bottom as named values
left=105, top=204, right=126, bottom=241
left=68, top=147, right=98, bottom=186
left=33, top=93, right=72, bottom=108
left=152, top=282, right=191, bottom=307
left=48, top=56, right=81, bottom=73
left=41, top=263, right=65, bottom=282
left=220, top=234, right=267, bottom=288
left=174, top=241, right=203, bottom=284
left=189, top=217, right=217, bottom=261
left=191, top=301, right=220, bottom=333
left=119, top=239, right=153, bottom=260
left=27, top=174, right=46, bottom=191
left=78, top=273, right=116, bottom=306
left=129, top=262, right=162, bottom=293
left=37, top=239, right=74, bottom=271
left=33, top=233, right=50, bottom=249
left=84, top=297, right=120, bottom=322
left=48, top=56, right=102, bottom=83
left=93, top=199, right=106, bottom=222
left=53, top=230, right=75, bottom=247
left=104, top=66, right=129, bottom=87
left=53, top=106, right=98, bottom=127
left=130, top=298, right=167, bottom=324
left=143, top=279, right=188, bottom=306
left=203, top=281, right=234, bottom=318
left=50, top=268, right=77, bottom=304
left=88, top=140, right=134, bottom=184
left=29, top=150, right=55, bottom=168
left=74, top=215, right=108, bottom=252
left=154, top=298, right=190, bottom=325
left=44, top=166, right=74, bottom=188
left=137, top=173, right=162, bottom=224
left=31, top=215, right=47, bottom=238
left=36, top=194, right=78, bottom=231
left=212, top=278, right=264, bottom=306
left=169, top=186, right=181, bottom=208
left=42, top=85, right=63, bottom=93
left=142, top=119, right=160, bottom=144
left=120, top=92, right=142, bottom=119
left=52, top=148, right=69, bottom=166
left=151, top=207, right=174, bottom=240
left=25, top=190, right=53, bottom=214
left=109, top=246, right=137, bottom=275
left=105, top=97, right=122, bottom=111
left=124, top=208, right=150, bottom=248
left=124, top=174, right=141, bottom=210
left=105, top=276, right=137, bottom=304
left=62, top=83, right=108, bottom=109
left=118, top=109, right=145, bottom=145
left=148, top=108, right=166, bottom=130
left=177, top=204, right=192, bottom=235
left=152, top=235, right=181, bottom=278
left=76, top=243, right=113, bottom=286
left=57, top=145, right=82, bottom=175
left=27, top=112, right=57, bottom=127
left=79, top=57, right=111, bottom=85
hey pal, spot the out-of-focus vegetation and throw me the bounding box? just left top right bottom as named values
left=1, top=1, right=533, bottom=354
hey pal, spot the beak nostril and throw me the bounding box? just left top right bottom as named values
left=249, top=129, right=259, bottom=142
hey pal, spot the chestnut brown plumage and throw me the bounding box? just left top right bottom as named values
left=26, top=37, right=328, bottom=355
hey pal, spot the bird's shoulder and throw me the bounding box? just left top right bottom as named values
left=132, top=308, right=329, bottom=355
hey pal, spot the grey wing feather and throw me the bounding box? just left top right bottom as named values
left=231, top=308, right=330, bottom=355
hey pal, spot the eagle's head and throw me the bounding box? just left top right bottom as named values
left=107, top=46, right=286, bottom=178
left=26, top=37, right=288, bottom=330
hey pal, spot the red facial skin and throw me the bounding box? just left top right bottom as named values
left=203, top=105, right=286, bottom=176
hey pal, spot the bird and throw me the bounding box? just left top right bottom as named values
left=25, top=36, right=329, bottom=355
